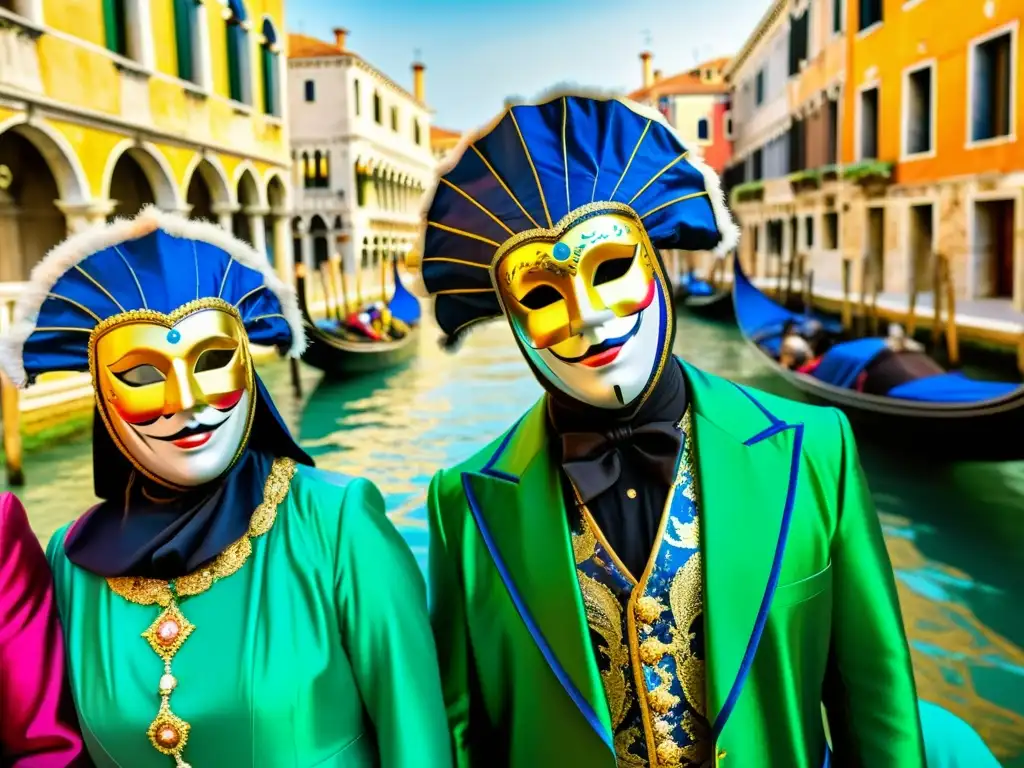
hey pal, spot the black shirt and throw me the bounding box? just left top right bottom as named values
left=548, top=361, right=688, bottom=578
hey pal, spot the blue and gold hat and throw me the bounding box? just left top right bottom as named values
left=0, top=206, right=304, bottom=386
left=412, top=92, right=739, bottom=347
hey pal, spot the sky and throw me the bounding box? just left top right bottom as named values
left=286, top=0, right=772, bottom=131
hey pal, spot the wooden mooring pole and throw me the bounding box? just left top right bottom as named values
left=1, top=372, right=24, bottom=486
left=941, top=254, right=960, bottom=367
left=841, top=259, right=852, bottom=331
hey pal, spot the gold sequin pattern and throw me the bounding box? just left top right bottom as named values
left=105, top=457, right=297, bottom=768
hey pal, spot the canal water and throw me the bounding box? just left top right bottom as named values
left=10, top=312, right=1024, bottom=766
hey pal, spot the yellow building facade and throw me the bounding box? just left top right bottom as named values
left=0, top=0, right=293, bottom=289
left=842, top=0, right=1024, bottom=310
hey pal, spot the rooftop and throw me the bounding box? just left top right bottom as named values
left=287, top=33, right=426, bottom=108
left=629, top=56, right=731, bottom=101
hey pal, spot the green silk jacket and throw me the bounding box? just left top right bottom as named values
left=48, top=465, right=452, bottom=768
left=427, top=361, right=926, bottom=768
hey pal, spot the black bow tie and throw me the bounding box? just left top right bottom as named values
left=560, top=421, right=680, bottom=503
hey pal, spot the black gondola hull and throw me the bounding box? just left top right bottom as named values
left=300, top=323, right=420, bottom=377
left=680, top=290, right=735, bottom=321
left=731, top=259, right=1024, bottom=461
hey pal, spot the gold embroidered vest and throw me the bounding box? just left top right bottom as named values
left=570, top=408, right=711, bottom=768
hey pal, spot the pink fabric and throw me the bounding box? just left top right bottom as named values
left=0, top=493, right=87, bottom=766
left=797, top=357, right=823, bottom=375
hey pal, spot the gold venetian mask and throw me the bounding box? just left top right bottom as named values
left=492, top=206, right=673, bottom=411
left=493, top=210, right=659, bottom=351
left=89, top=300, right=256, bottom=489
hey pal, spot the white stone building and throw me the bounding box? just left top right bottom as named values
left=287, top=28, right=435, bottom=287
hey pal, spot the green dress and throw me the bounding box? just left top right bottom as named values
left=47, top=461, right=452, bottom=768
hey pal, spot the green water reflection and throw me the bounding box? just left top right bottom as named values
left=10, top=313, right=1024, bottom=766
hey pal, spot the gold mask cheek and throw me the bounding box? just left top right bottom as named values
left=595, top=250, right=658, bottom=317
left=497, top=264, right=574, bottom=350
left=192, top=347, right=254, bottom=411
left=94, top=331, right=171, bottom=427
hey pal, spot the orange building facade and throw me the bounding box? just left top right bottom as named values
left=842, top=0, right=1023, bottom=310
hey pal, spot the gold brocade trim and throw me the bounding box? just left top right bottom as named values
left=87, top=297, right=257, bottom=494
left=106, top=457, right=297, bottom=768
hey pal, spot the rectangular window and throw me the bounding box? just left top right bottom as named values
left=752, top=147, right=764, bottom=180
left=787, top=118, right=806, bottom=172
left=304, top=79, right=315, bottom=102
left=826, top=97, right=839, bottom=164
left=353, top=79, right=361, bottom=115
left=904, top=64, right=933, bottom=155
left=755, top=70, right=765, bottom=106
left=723, top=110, right=734, bottom=140
left=262, top=46, right=279, bottom=116
left=859, top=86, right=879, bottom=159
left=788, top=12, right=809, bottom=76
left=373, top=93, right=382, bottom=124
left=697, top=117, right=710, bottom=141
left=103, top=0, right=128, bottom=56
left=805, top=216, right=814, bottom=247
left=858, top=0, right=882, bottom=31
left=824, top=212, right=839, bottom=249
left=390, top=106, right=399, bottom=131
left=971, top=30, right=1013, bottom=142
left=833, top=0, right=844, bottom=34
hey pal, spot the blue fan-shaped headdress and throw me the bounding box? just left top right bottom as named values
left=0, top=206, right=305, bottom=386
left=413, top=93, right=739, bottom=347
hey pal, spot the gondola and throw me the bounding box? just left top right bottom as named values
left=296, top=257, right=421, bottom=378
left=676, top=270, right=735, bottom=321
left=732, top=257, right=1024, bottom=460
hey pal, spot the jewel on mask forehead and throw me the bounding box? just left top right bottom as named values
left=166, top=329, right=181, bottom=344
left=552, top=242, right=571, bottom=261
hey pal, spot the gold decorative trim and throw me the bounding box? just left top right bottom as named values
left=426, top=221, right=501, bottom=247
left=609, top=122, right=652, bottom=202
left=509, top=107, right=553, bottom=227
left=107, top=456, right=297, bottom=768
left=469, top=145, right=540, bottom=229
left=87, top=297, right=256, bottom=493
left=628, top=152, right=689, bottom=206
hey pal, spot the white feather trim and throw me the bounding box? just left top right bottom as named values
left=413, top=90, right=741, bottom=293
left=0, top=205, right=306, bottom=388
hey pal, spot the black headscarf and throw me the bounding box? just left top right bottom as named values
left=64, top=374, right=313, bottom=580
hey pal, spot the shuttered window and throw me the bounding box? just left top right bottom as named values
left=103, top=0, right=128, bottom=56
left=173, top=0, right=198, bottom=83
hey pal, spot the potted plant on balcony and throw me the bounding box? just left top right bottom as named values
left=731, top=181, right=764, bottom=205
left=820, top=164, right=840, bottom=182
left=842, top=160, right=895, bottom=193
left=788, top=168, right=822, bottom=193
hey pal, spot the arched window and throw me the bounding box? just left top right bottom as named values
left=373, top=91, right=382, bottom=124
left=172, top=0, right=201, bottom=82
left=225, top=0, right=252, bottom=105
left=353, top=79, right=361, bottom=115
left=413, top=119, right=421, bottom=146
left=697, top=117, right=710, bottom=141
left=355, top=163, right=367, bottom=206
left=316, top=150, right=330, bottom=189
left=260, top=17, right=280, bottom=116
left=303, top=152, right=314, bottom=189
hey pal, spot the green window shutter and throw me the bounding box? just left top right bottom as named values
left=173, top=0, right=194, bottom=82
left=227, top=24, right=243, bottom=101
left=261, top=47, right=277, bottom=115
left=104, top=0, right=127, bottom=56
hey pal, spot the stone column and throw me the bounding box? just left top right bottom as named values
left=194, top=0, right=214, bottom=92
left=55, top=200, right=116, bottom=234
left=128, top=0, right=155, bottom=70
left=246, top=207, right=268, bottom=258
left=272, top=211, right=292, bottom=284
left=213, top=203, right=239, bottom=232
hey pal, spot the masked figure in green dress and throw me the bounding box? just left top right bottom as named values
left=412, top=93, right=1001, bottom=768
left=0, top=208, right=451, bottom=768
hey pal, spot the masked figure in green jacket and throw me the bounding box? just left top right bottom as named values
left=0, top=208, right=451, bottom=768
left=413, top=93, right=1001, bottom=768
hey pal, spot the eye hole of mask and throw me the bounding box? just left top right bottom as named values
left=593, top=256, right=634, bottom=286
left=115, top=364, right=166, bottom=387
left=195, top=348, right=236, bottom=373
left=518, top=285, right=563, bottom=310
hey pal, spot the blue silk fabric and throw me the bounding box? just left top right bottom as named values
left=420, top=96, right=725, bottom=340
left=21, top=226, right=294, bottom=381
left=570, top=408, right=710, bottom=766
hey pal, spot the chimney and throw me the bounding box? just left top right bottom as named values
left=333, top=28, right=347, bottom=50
left=412, top=61, right=425, bottom=103
left=653, top=69, right=663, bottom=82
left=640, top=51, right=653, bottom=88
